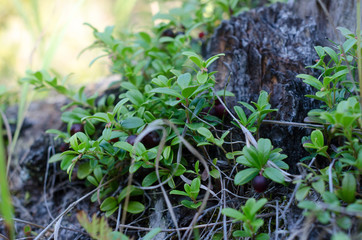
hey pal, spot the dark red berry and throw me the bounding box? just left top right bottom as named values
left=252, top=175, right=269, bottom=193
left=59, top=142, right=70, bottom=152
left=126, top=135, right=138, bottom=146
left=141, top=131, right=160, bottom=148
left=109, top=137, right=119, bottom=143
left=214, top=104, right=226, bottom=119
left=70, top=123, right=84, bottom=135
left=161, top=29, right=175, bottom=38
left=198, top=31, right=205, bottom=39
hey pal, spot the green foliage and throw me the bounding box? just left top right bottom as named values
left=233, top=90, right=278, bottom=135
left=170, top=177, right=202, bottom=209
left=296, top=27, right=362, bottom=238
left=222, top=198, right=269, bottom=239
left=235, top=138, right=288, bottom=185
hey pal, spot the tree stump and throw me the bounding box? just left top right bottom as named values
left=206, top=0, right=359, bottom=172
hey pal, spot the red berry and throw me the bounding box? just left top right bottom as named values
left=109, top=137, right=119, bottom=143
left=214, top=104, right=226, bottom=119
left=198, top=31, right=205, bottom=39
left=252, top=175, right=269, bottom=193
left=126, top=135, right=138, bottom=146
left=141, top=131, right=160, bottom=148
left=59, top=142, right=69, bottom=152
left=70, top=123, right=84, bottom=135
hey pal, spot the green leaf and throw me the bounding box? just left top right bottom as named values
left=197, top=127, right=214, bottom=142
left=49, top=153, right=63, bottom=163
left=150, top=87, right=183, bottom=98
left=256, top=233, right=270, bottom=240
left=342, top=38, right=357, bottom=52
left=121, top=117, right=144, bottom=129
left=196, top=72, right=208, bottom=84
left=312, top=178, right=325, bottom=194
left=177, top=73, right=191, bottom=89
left=263, top=167, right=284, bottom=184
left=339, top=173, right=356, bottom=203
left=331, top=232, right=351, bottom=240
left=142, top=171, right=158, bottom=187
left=296, top=186, right=311, bottom=201
left=126, top=201, right=145, bottom=214
left=126, top=90, right=144, bottom=106
left=234, top=168, right=259, bottom=185
left=170, top=190, right=190, bottom=197
left=181, top=85, right=199, bottom=98
left=114, top=141, right=133, bottom=152
left=77, top=161, right=92, bottom=179
left=190, top=178, right=201, bottom=199
left=143, top=228, right=162, bottom=240
left=233, top=230, right=250, bottom=237
left=297, top=74, right=323, bottom=90
left=324, top=47, right=339, bottom=63
left=336, top=216, right=352, bottom=230
left=100, top=197, right=118, bottom=211
left=297, top=200, right=317, bottom=210
left=221, top=208, right=244, bottom=221
left=311, top=130, right=324, bottom=147
left=210, top=169, right=220, bottom=179
left=257, top=138, right=272, bottom=166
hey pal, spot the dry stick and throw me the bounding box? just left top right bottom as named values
left=44, top=146, right=55, bottom=220
left=262, top=119, right=323, bottom=129
left=222, top=179, right=228, bottom=240
left=33, top=179, right=115, bottom=240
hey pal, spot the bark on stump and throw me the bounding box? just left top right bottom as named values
left=206, top=0, right=360, bottom=172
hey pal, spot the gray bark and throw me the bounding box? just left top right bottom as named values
left=206, top=0, right=359, bottom=172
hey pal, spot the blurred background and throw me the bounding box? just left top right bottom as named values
left=0, top=0, right=166, bottom=92
left=0, top=0, right=285, bottom=101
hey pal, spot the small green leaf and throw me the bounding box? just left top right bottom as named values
left=311, top=130, right=324, bottom=147
left=196, top=72, right=208, bottom=84
left=126, top=201, right=145, bottom=214
left=143, top=228, right=162, bottom=240
left=170, top=190, right=190, bottom=197
left=234, top=168, right=259, bottom=185
left=297, top=74, right=323, bottom=90
left=77, top=161, right=92, bottom=179
left=114, top=141, right=134, bottom=152
left=222, top=208, right=244, bottom=221
left=233, top=230, right=250, bottom=237
left=197, top=127, right=214, bottom=142
left=312, top=178, right=325, bottom=194
left=49, top=153, right=63, bottom=163
left=142, top=171, right=158, bottom=187
left=100, top=197, right=118, bottom=211
left=331, top=232, right=351, bottom=240
left=210, top=169, right=220, bottom=179
left=263, top=167, right=284, bottom=184
left=150, top=87, right=183, bottom=98
left=256, top=233, right=270, bottom=240
left=121, top=117, right=144, bottom=129
left=324, top=47, right=339, bottom=63
left=177, top=73, right=191, bottom=89
left=296, top=186, right=311, bottom=201
left=339, top=173, right=356, bottom=203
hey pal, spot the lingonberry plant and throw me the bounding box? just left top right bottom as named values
left=295, top=27, right=362, bottom=238
left=16, top=1, right=361, bottom=239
